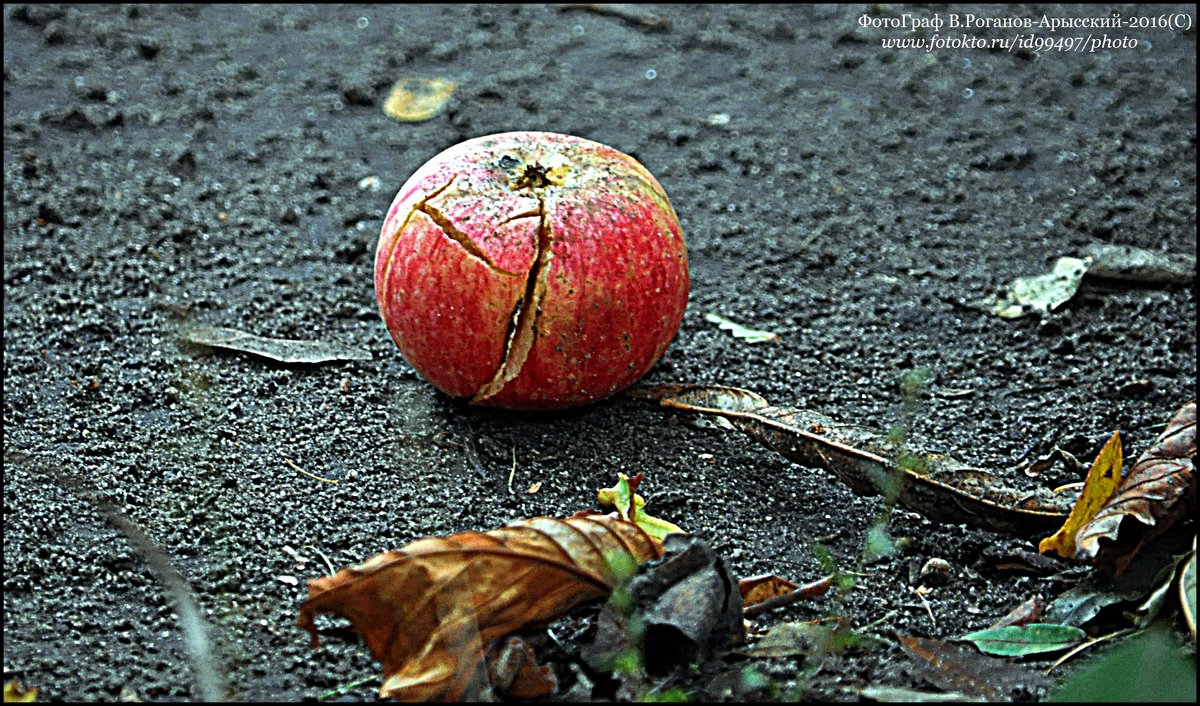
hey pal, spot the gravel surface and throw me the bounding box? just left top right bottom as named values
left=3, top=4, right=1195, bottom=701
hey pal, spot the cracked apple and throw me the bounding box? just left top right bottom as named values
left=374, top=131, right=689, bottom=410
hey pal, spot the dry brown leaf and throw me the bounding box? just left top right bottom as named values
left=739, top=574, right=800, bottom=608
left=897, top=635, right=1051, bottom=701
left=296, top=512, right=662, bottom=701
left=1076, top=401, right=1196, bottom=575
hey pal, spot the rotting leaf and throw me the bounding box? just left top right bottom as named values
left=1039, top=431, right=1123, bottom=558
left=630, top=383, right=1072, bottom=535
left=297, top=513, right=663, bottom=701
left=1075, top=401, right=1196, bottom=576
left=897, top=635, right=1052, bottom=701
left=704, top=312, right=780, bottom=343
left=741, top=621, right=840, bottom=658
left=182, top=326, right=371, bottom=365
left=596, top=472, right=686, bottom=542
left=382, top=77, right=456, bottom=122
left=991, top=256, right=1091, bottom=319
left=1042, top=583, right=1144, bottom=628
left=958, top=623, right=1086, bottom=658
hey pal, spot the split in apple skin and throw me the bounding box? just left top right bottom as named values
left=375, top=131, right=690, bottom=411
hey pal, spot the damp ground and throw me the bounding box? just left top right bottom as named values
left=3, top=4, right=1196, bottom=701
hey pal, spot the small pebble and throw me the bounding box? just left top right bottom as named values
left=919, top=557, right=952, bottom=586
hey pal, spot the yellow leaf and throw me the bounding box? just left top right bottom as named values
left=382, top=77, right=456, bottom=122
left=4, top=680, right=37, bottom=703
left=1039, top=431, right=1123, bottom=558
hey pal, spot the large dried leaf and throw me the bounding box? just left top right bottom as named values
left=1039, top=431, right=1123, bottom=558
left=1076, top=401, right=1196, bottom=574
left=296, top=513, right=663, bottom=701
left=632, top=384, right=1072, bottom=534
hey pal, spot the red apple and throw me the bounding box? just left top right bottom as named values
left=374, top=131, right=689, bottom=410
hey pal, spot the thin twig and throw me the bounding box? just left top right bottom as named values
left=26, top=452, right=228, bottom=701
left=284, top=458, right=339, bottom=485
left=100, top=506, right=228, bottom=701
left=303, top=544, right=338, bottom=577
left=555, top=3, right=671, bottom=30
left=318, top=674, right=378, bottom=701
left=1046, top=627, right=1136, bottom=673
left=507, top=446, right=517, bottom=495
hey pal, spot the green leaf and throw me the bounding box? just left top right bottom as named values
left=1049, top=626, right=1196, bottom=702
left=959, top=623, right=1086, bottom=657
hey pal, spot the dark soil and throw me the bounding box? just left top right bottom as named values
left=3, top=3, right=1195, bottom=702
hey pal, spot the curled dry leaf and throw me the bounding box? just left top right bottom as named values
left=988, top=594, right=1044, bottom=629
left=296, top=513, right=662, bottom=701
left=1075, top=401, right=1196, bottom=575
left=739, top=574, right=800, bottom=608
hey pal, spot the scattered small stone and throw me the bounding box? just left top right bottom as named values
left=919, top=557, right=952, bottom=587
